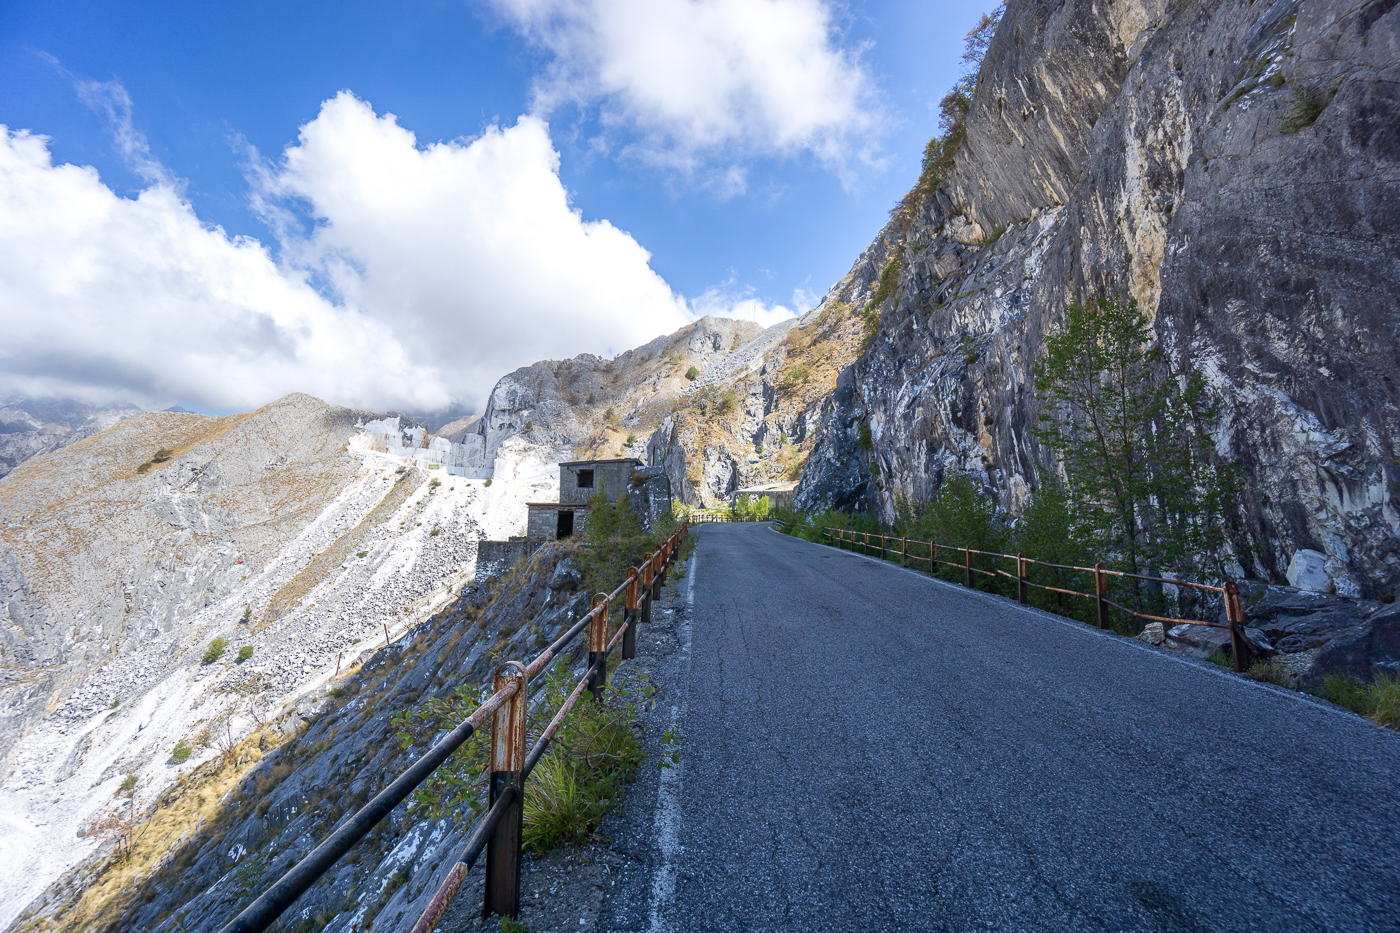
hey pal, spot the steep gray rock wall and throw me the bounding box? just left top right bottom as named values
left=797, top=0, right=1400, bottom=596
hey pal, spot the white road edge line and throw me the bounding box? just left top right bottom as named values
left=765, top=524, right=1386, bottom=729
left=646, top=543, right=698, bottom=933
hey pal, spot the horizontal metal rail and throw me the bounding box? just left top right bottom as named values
left=818, top=526, right=1249, bottom=668
left=221, top=525, right=689, bottom=933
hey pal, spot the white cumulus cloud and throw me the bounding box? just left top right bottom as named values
left=485, top=0, right=881, bottom=182
left=0, top=125, right=442, bottom=413
left=257, top=92, right=692, bottom=407
left=0, top=89, right=791, bottom=414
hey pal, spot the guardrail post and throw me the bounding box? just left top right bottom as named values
left=588, top=594, right=609, bottom=701
left=863, top=532, right=869, bottom=556
left=965, top=547, right=975, bottom=589
left=880, top=533, right=887, bottom=559
left=641, top=557, right=654, bottom=626
left=902, top=536, right=909, bottom=568
left=483, top=662, right=527, bottom=920
left=1095, top=563, right=1110, bottom=630
left=623, top=568, right=640, bottom=661
left=1017, top=552, right=1028, bottom=605
left=1225, top=581, right=1249, bottom=673
left=931, top=541, right=937, bottom=574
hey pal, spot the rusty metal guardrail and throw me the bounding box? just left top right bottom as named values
left=218, top=525, right=690, bottom=933
left=821, top=527, right=1252, bottom=672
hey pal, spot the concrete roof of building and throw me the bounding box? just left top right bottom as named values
left=527, top=502, right=590, bottom=509
left=559, top=458, right=644, bottom=467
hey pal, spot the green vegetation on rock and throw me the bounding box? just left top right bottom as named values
left=201, top=638, right=228, bottom=665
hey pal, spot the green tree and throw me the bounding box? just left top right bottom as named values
left=1013, top=478, right=1095, bottom=621
left=1033, top=295, right=1234, bottom=603
left=895, top=473, right=1008, bottom=588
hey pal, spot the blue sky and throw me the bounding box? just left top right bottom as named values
left=0, top=0, right=992, bottom=415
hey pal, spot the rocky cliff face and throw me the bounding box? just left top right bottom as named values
left=797, top=0, right=1400, bottom=597
left=464, top=313, right=863, bottom=508
left=0, top=398, right=142, bottom=479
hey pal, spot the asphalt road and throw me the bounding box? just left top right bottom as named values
left=599, top=522, right=1400, bottom=933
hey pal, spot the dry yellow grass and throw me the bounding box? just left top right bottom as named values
left=13, top=728, right=283, bottom=933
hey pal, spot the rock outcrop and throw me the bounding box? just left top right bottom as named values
left=5, top=545, right=601, bottom=933
left=0, top=394, right=557, bottom=927
left=0, top=398, right=141, bottom=479
left=796, top=0, right=1400, bottom=597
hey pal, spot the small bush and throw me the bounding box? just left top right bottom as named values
left=152, top=447, right=175, bottom=462
left=135, top=462, right=153, bottom=474
left=109, top=697, right=120, bottom=709
left=522, top=672, right=642, bottom=853
left=383, top=870, right=409, bottom=897
left=202, top=638, right=228, bottom=664
left=430, top=528, right=441, bottom=536
left=857, top=422, right=873, bottom=451
left=715, top=389, right=739, bottom=417
left=237, top=645, right=254, bottom=663
left=484, top=478, right=493, bottom=487
left=1247, top=657, right=1295, bottom=688
left=170, top=740, right=193, bottom=764
left=781, top=362, right=811, bottom=390
left=241, top=605, right=252, bottom=623
left=429, top=478, right=442, bottom=489
left=1281, top=83, right=1326, bottom=132
left=685, top=365, right=700, bottom=381
left=1319, top=672, right=1400, bottom=728
left=356, top=551, right=368, bottom=558
left=626, top=433, right=638, bottom=446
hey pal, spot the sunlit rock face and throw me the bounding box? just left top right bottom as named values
left=796, top=0, right=1400, bottom=596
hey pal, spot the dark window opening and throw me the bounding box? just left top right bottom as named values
left=576, top=469, right=595, bottom=489
left=557, top=510, right=575, bottom=538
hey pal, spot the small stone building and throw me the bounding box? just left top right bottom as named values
left=527, top=458, right=672, bottom=542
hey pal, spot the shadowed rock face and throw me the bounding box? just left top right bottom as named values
left=797, top=0, right=1400, bottom=596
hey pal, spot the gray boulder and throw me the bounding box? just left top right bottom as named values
left=1286, top=550, right=1332, bottom=593
left=1298, top=604, right=1400, bottom=688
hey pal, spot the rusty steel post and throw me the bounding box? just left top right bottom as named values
left=622, top=568, right=639, bottom=661
left=641, top=557, right=654, bottom=626
left=1095, top=563, right=1110, bottom=630
left=588, top=594, right=609, bottom=701
left=965, top=547, right=975, bottom=589
left=931, top=541, right=938, bottom=572
left=1017, top=553, right=1028, bottom=605
left=862, top=532, right=869, bottom=556
left=1225, top=581, right=1249, bottom=673
left=902, top=536, right=909, bottom=568
left=880, top=533, right=887, bottom=559
left=483, top=662, right=527, bottom=920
